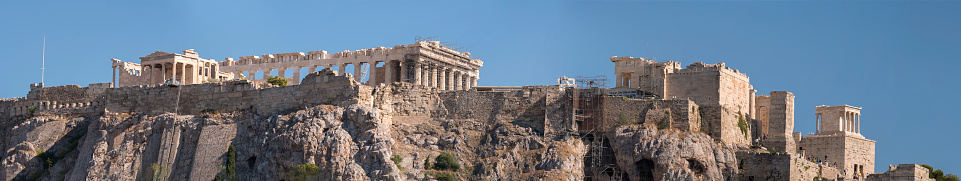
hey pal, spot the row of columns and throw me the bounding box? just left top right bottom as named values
left=408, top=61, right=476, bottom=90
left=229, top=60, right=477, bottom=90
left=112, top=62, right=211, bottom=87
left=844, top=112, right=860, bottom=133
left=813, top=112, right=860, bottom=134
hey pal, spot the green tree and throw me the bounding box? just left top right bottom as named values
left=921, top=164, right=959, bottom=181
left=432, top=152, right=460, bottom=171
left=216, top=145, right=237, bottom=181
left=267, top=75, right=288, bottom=86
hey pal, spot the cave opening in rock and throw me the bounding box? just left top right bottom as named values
left=636, top=158, right=655, bottom=181
left=247, top=156, right=257, bottom=169
left=687, top=158, right=705, bottom=174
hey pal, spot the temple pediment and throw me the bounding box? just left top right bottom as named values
left=139, top=51, right=175, bottom=59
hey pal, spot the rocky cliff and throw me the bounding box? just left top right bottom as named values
left=0, top=105, right=744, bottom=180
left=0, top=81, right=749, bottom=181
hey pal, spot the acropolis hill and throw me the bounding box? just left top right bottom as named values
left=0, top=41, right=935, bottom=181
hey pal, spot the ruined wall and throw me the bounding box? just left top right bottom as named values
left=867, top=164, right=934, bottom=181
left=600, top=98, right=699, bottom=132
left=737, top=152, right=841, bottom=181
left=762, top=91, right=796, bottom=154
left=664, top=64, right=753, bottom=146
left=754, top=95, right=770, bottom=138
left=798, top=134, right=876, bottom=175
left=104, top=69, right=366, bottom=116
left=0, top=83, right=111, bottom=118
left=373, top=84, right=574, bottom=137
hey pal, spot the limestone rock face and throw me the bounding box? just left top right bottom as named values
left=0, top=116, right=88, bottom=181
left=608, top=124, right=739, bottom=181
left=231, top=104, right=400, bottom=180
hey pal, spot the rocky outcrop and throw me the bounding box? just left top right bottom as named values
left=608, top=124, right=739, bottom=181
left=1, top=116, right=88, bottom=181
left=0, top=91, right=741, bottom=181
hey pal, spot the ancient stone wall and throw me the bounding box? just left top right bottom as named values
left=104, top=69, right=365, bottom=116
left=660, top=63, right=753, bottom=146
left=373, top=84, right=574, bottom=137
left=753, top=95, right=771, bottom=138
left=762, top=91, right=796, bottom=154
left=0, top=83, right=111, bottom=118
left=798, top=133, right=876, bottom=175
left=737, top=152, right=841, bottom=181
left=867, top=164, right=934, bottom=181
left=600, top=98, right=699, bottom=132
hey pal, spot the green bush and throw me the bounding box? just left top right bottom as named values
left=28, top=106, right=36, bottom=115
left=289, top=163, right=320, bottom=181
left=267, top=75, right=288, bottom=87
left=432, top=171, right=455, bottom=181
left=432, top=152, right=460, bottom=171
left=737, top=115, right=749, bottom=139
left=391, top=155, right=404, bottom=170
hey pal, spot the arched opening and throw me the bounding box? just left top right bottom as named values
left=636, top=159, right=655, bottom=181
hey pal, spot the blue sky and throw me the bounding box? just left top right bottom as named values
left=1, top=0, right=958, bottom=173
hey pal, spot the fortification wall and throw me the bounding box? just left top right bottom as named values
left=762, top=91, right=796, bottom=154
left=664, top=67, right=753, bottom=145
left=0, top=83, right=112, bottom=118
left=737, top=152, right=841, bottom=181
left=798, top=133, right=876, bottom=175
left=867, top=164, right=934, bottom=181
left=373, top=84, right=574, bottom=137
left=104, top=69, right=365, bottom=115
left=600, top=98, right=699, bottom=132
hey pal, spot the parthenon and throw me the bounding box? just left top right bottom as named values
left=110, top=41, right=483, bottom=90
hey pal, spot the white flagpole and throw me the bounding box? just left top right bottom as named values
left=42, top=35, right=45, bottom=84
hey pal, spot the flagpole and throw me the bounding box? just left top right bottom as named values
left=42, top=35, right=45, bottom=85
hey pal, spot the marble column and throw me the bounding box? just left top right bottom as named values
left=439, top=68, right=448, bottom=90
left=471, top=76, right=478, bottom=87
left=369, top=63, right=378, bottom=86
left=161, top=63, right=167, bottom=81
left=414, top=62, right=423, bottom=85
left=430, top=65, right=438, bottom=88
left=384, top=61, right=394, bottom=83
left=112, top=66, right=117, bottom=87
left=293, top=67, right=301, bottom=85
left=455, top=72, right=463, bottom=90
left=172, top=62, right=179, bottom=83
left=339, top=64, right=347, bottom=76
left=447, top=69, right=455, bottom=90
left=180, top=63, right=186, bottom=84
left=354, top=63, right=363, bottom=82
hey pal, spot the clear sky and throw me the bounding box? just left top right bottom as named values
left=1, top=0, right=958, bottom=173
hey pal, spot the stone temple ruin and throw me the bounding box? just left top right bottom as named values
left=0, top=42, right=934, bottom=180
left=111, top=41, right=482, bottom=91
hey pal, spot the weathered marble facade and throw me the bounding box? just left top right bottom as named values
left=111, top=41, right=483, bottom=91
